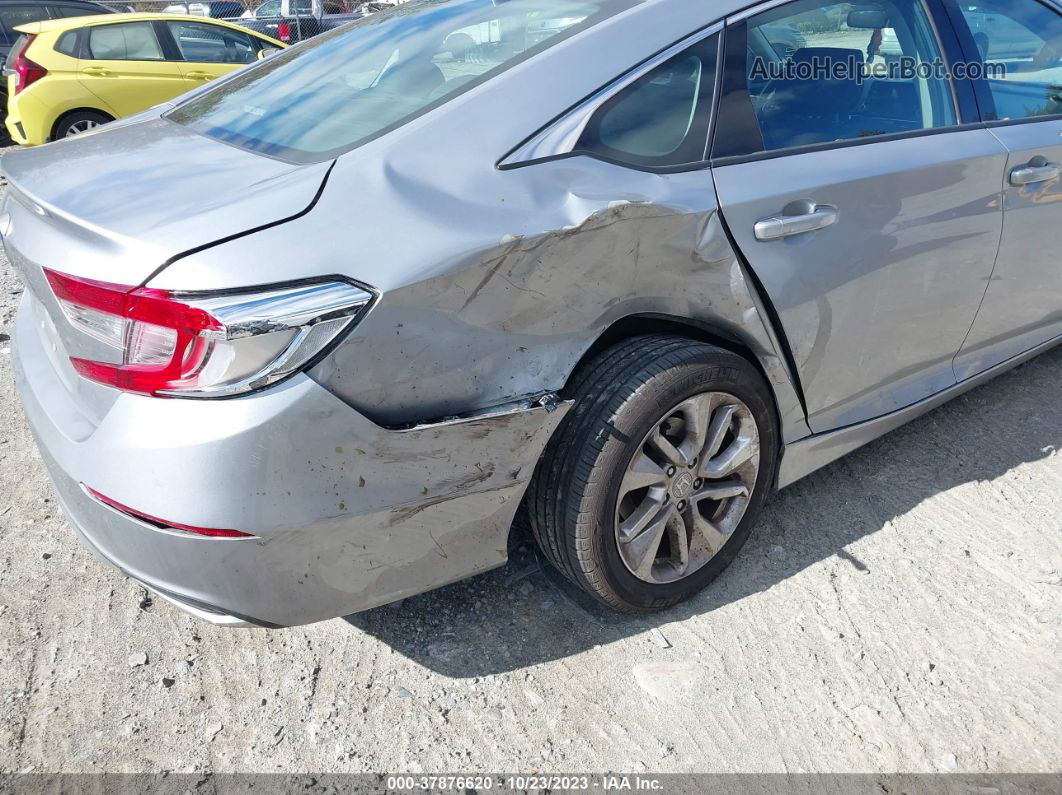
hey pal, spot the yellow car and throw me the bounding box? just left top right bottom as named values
left=5, top=13, right=284, bottom=145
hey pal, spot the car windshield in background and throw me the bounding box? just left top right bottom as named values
left=168, top=0, right=633, bottom=162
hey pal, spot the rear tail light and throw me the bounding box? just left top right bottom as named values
left=12, top=36, right=47, bottom=95
left=277, top=21, right=291, bottom=42
left=84, top=486, right=254, bottom=538
left=43, top=268, right=373, bottom=398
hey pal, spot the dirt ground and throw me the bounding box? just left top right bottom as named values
left=0, top=177, right=1059, bottom=776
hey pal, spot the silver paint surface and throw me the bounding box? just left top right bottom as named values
left=3, top=0, right=1060, bottom=625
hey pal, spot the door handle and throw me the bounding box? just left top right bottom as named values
left=81, top=66, right=112, bottom=76
left=754, top=201, right=838, bottom=241
left=185, top=71, right=214, bottom=80
left=1009, top=159, right=1059, bottom=186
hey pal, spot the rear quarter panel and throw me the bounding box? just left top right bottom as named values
left=144, top=0, right=807, bottom=441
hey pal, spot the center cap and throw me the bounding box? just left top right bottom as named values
left=672, top=471, right=695, bottom=499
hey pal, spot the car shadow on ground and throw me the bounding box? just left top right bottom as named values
left=344, top=346, right=1062, bottom=677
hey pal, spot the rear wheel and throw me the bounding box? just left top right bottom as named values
left=53, top=110, right=112, bottom=140
left=527, top=335, right=778, bottom=612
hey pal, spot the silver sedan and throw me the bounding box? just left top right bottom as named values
left=3, top=0, right=1060, bottom=626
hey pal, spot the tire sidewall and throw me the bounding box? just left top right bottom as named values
left=585, top=352, right=779, bottom=609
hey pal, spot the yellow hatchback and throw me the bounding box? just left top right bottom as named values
left=5, top=13, right=284, bottom=145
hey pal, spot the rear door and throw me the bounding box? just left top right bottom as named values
left=163, top=19, right=258, bottom=87
left=711, top=0, right=1008, bottom=431
left=949, top=0, right=1062, bottom=377
left=77, top=20, right=184, bottom=116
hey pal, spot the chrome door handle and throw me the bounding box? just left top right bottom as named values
left=754, top=202, right=838, bottom=241
left=1010, top=161, right=1059, bottom=186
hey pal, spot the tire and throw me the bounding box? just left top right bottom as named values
left=53, top=110, right=112, bottom=141
left=527, top=335, right=779, bottom=612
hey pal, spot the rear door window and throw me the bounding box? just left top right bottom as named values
left=86, top=21, right=164, bottom=60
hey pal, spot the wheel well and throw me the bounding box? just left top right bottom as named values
left=565, top=314, right=770, bottom=397
left=509, top=315, right=784, bottom=549
left=50, top=108, right=114, bottom=142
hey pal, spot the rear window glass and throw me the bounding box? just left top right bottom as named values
left=167, top=0, right=639, bottom=163
left=0, top=5, right=49, bottom=46
left=52, top=4, right=110, bottom=17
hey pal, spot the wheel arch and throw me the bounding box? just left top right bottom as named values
left=563, top=313, right=795, bottom=432
left=50, top=107, right=115, bottom=142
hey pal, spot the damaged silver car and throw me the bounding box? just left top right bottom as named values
left=4, top=0, right=1061, bottom=626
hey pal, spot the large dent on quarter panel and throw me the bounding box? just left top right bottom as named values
left=315, top=155, right=806, bottom=440
left=152, top=150, right=808, bottom=444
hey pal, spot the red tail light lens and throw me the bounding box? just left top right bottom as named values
left=45, top=269, right=224, bottom=396
left=277, top=22, right=291, bottom=42
left=43, top=268, right=373, bottom=398
left=84, top=486, right=254, bottom=538
left=13, top=35, right=47, bottom=95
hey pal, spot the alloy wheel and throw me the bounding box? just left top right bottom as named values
left=65, top=120, right=99, bottom=137
left=614, top=392, right=760, bottom=584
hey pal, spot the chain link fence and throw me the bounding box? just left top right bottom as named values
left=123, top=0, right=401, bottom=45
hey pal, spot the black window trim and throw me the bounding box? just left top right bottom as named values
left=710, top=0, right=982, bottom=164
left=152, top=19, right=184, bottom=61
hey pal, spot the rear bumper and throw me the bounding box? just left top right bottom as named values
left=5, top=89, right=47, bottom=146
left=13, top=293, right=568, bottom=627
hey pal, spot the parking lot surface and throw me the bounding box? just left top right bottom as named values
left=0, top=174, right=1059, bottom=775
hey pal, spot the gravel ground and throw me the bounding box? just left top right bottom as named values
left=0, top=174, right=1059, bottom=776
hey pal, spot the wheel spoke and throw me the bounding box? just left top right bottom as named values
left=675, top=393, right=715, bottom=463
left=621, top=451, right=668, bottom=493
left=691, top=480, right=749, bottom=502
left=669, top=510, right=690, bottom=575
left=703, top=424, right=757, bottom=478
left=701, top=403, right=738, bottom=463
left=625, top=504, right=674, bottom=579
left=648, top=427, right=686, bottom=467
left=692, top=512, right=730, bottom=556
left=617, top=489, right=668, bottom=543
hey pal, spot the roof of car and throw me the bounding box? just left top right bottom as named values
left=0, top=0, right=106, bottom=4
left=14, top=11, right=287, bottom=42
